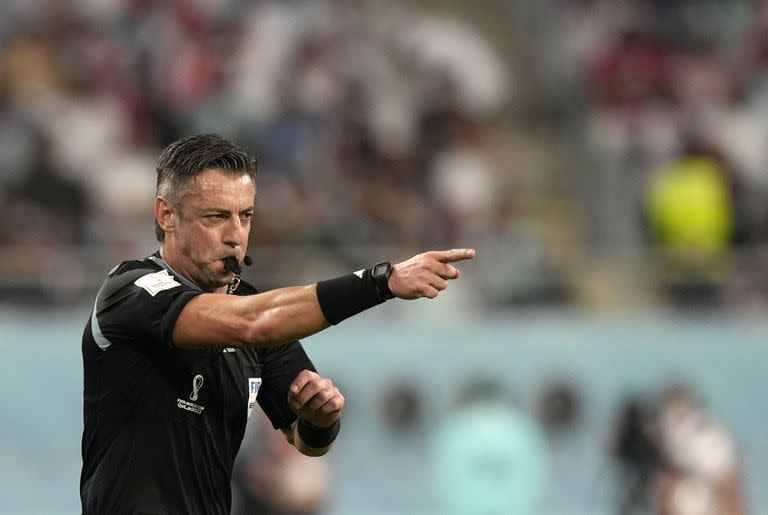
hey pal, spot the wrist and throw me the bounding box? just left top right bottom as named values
left=297, top=417, right=341, bottom=448
left=315, top=262, right=395, bottom=325
left=371, top=261, right=395, bottom=300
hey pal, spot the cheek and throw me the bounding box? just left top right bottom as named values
left=180, top=224, right=218, bottom=259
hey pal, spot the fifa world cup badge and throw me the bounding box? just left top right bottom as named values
left=247, top=378, right=262, bottom=418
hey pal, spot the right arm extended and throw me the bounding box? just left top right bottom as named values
left=171, top=248, right=475, bottom=348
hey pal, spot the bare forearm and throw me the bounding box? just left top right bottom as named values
left=172, top=285, right=329, bottom=348
left=240, top=285, right=330, bottom=346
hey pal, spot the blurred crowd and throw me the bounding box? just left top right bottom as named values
left=3, top=0, right=768, bottom=310
left=541, top=0, right=768, bottom=309
left=0, top=0, right=520, bottom=299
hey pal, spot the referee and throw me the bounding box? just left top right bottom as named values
left=80, top=134, right=475, bottom=514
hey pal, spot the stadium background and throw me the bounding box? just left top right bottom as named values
left=1, top=0, right=767, bottom=513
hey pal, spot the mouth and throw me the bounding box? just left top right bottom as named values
left=222, top=256, right=242, bottom=274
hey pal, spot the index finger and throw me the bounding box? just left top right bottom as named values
left=433, top=248, right=476, bottom=263
left=289, top=369, right=320, bottom=397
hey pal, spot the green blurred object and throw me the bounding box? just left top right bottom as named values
left=430, top=401, right=547, bottom=515
left=647, top=156, right=734, bottom=258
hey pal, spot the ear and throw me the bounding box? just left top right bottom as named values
left=154, top=196, right=177, bottom=236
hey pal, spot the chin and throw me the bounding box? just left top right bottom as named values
left=198, top=267, right=232, bottom=291
left=208, top=261, right=229, bottom=277
left=210, top=269, right=233, bottom=285
left=199, top=278, right=230, bottom=293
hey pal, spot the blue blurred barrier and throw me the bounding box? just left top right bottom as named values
left=1, top=308, right=766, bottom=514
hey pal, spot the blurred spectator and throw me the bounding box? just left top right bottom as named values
left=536, top=381, right=582, bottom=438
left=645, top=141, right=737, bottom=257
left=643, top=139, right=743, bottom=307
left=746, top=1, right=768, bottom=115
left=610, top=397, right=659, bottom=515
left=1, top=12, right=67, bottom=102
left=583, top=27, right=679, bottom=250
left=542, top=0, right=633, bottom=94
left=232, top=413, right=330, bottom=515
left=670, top=40, right=736, bottom=117
left=0, top=131, right=89, bottom=245
left=379, top=383, right=423, bottom=435
left=653, top=385, right=747, bottom=515
left=588, top=29, right=670, bottom=112
left=428, top=115, right=510, bottom=246
left=0, top=83, right=39, bottom=189
left=398, top=7, right=509, bottom=117
left=670, top=40, right=768, bottom=234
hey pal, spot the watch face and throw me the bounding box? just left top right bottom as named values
left=372, top=261, right=394, bottom=299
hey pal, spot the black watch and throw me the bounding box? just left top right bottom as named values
left=371, top=261, right=395, bottom=300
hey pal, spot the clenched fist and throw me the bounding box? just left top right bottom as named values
left=288, top=370, right=344, bottom=428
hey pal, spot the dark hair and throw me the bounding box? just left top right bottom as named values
left=154, top=134, right=257, bottom=241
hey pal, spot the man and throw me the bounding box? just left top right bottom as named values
left=80, top=134, right=475, bottom=514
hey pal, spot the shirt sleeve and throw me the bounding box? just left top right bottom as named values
left=94, top=267, right=203, bottom=349
left=257, top=341, right=317, bottom=430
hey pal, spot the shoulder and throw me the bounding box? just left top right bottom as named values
left=92, top=256, right=199, bottom=331
left=97, top=257, right=189, bottom=302
left=102, top=258, right=165, bottom=290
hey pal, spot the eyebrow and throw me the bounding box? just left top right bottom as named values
left=201, top=207, right=254, bottom=215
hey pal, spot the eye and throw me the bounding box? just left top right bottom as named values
left=206, top=214, right=226, bottom=220
left=241, top=212, right=253, bottom=220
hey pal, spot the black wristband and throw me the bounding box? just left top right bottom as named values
left=297, top=417, right=341, bottom=448
left=316, top=268, right=389, bottom=325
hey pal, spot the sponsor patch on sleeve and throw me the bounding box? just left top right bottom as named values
left=134, top=270, right=181, bottom=296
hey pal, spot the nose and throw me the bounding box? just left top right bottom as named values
left=222, top=215, right=248, bottom=249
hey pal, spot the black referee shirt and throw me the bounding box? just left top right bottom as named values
left=80, top=253, right=315, bottom=514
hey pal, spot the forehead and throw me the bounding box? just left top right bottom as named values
left=184, top=169, right=255, bottom=207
